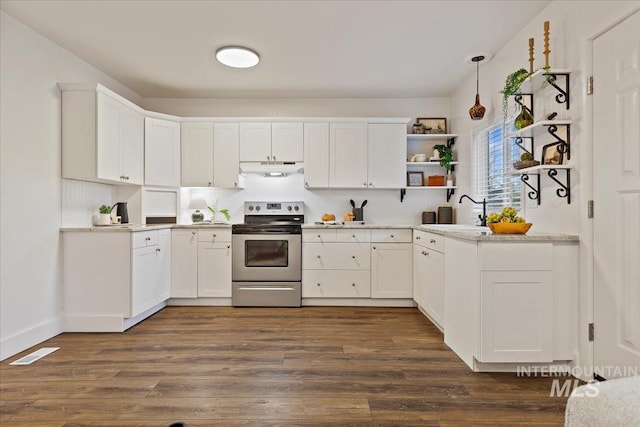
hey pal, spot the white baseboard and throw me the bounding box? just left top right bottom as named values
left=0, top=316, right=63, bottom=362
left=302, top=298, right=415, bottom=307
left=168, top=298, right=232, bottom=306
left=64, top=301, right=167, bottom=332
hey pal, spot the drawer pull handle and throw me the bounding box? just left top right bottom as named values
left=191, top=231, right=196, bottom=235
left=145, top=237, right=151, bottom=241
left=430, top=239, right=436, bottom=244
left=416, top=236, right=421, bottom=240
left=422, top=251, right=427, bottom=256
left=352, top=283, right=356, bottom=287
left=156, top=248, right=161, bottom=252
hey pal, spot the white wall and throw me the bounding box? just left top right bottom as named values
left=448, top=0, right=640, bottom=377
left=0, top=11, right=142, bottom=360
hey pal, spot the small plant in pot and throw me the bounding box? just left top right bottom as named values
left=433, top=144, right=453, bottom=171
left=98, top=204, right=112, bottom=225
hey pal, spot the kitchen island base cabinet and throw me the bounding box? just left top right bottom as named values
left=444, top=238, right=577, bottom=371
left=62, top=229, right=171, bottom=332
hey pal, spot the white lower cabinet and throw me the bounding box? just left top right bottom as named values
left=171, top=230, right=198, bottom=298
left=413, top=230, right=445, bottom=330
left=197, top=242, right=232, bottom=297
left=62, top=229, right=171, bottom=332
left=302, top=270, right=371, bottom=298
left=371, top=229, right=412, bottom=298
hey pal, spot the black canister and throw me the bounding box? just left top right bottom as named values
left=422, top=211, right=436, bottom=224
left=437, top=206, right=453, bottom=224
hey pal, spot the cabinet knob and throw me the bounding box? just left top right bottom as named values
left=317, top=283, right=321, bottom=287
left=352, top=283, right=356, bottom=287
left=390, top=234, right=394, bottom=238
left=305, top=182, right=309, bottom=187
left=156, top=248, right=161, bottom=252
left=213, top=234, right=217, bottom=238
left=317, top=234, right=321, bottom=238
left=234, top=182, right=238, bottom=187
left=192, top=231, right=196, bottom=235
left=145, top=237, right=151, bottom=241
left=227, top=245, right=231, bottom=249
left=352, top=234, right=356, bottom=238
left=363, top=182, right=367, bottom=186
left=351, top=255, right=355, bottom=259
left=317, top=255, right=321, bottom=259
left=273, top=156, right=277, bottom=161
left=422, top=251, right=427, bottom=256
left=369, top=182, right=373, bottom=186
left=208, top=182, right=212, bottom=186
left=267, top=156, right=271, bottom=162
left=416, top=236, right=421, bottom=240
left=430, top=239, right=436, bottom=244
left=372, top=246, right=376, bottom=250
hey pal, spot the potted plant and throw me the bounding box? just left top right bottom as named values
left=98, top=204, right=112, bottom=225
left=501, top=68, right=530, bottom=119
left=207, top=205, right=231, bottom=223
left=433, top=144, right=453, bottom=171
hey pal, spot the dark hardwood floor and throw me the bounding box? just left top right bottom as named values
left=1, top=307, right=570, bottom=426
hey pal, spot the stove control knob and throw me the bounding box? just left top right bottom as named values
left=255, top=206, right=261, bottom=211
left=248, top=205, right=254, bottom=211
left=294, top=206, right=299, bottom=211
left=287, top=205, right=292, bottom=211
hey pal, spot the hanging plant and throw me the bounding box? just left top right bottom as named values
left=501, top=68, right=530, bottom=119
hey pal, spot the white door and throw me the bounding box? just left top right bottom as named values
left=96, top=93, right=121, bottom=182
left=181, top=122, right=214, bottom=187
left=145, top=118, right=180, bottom=187
left=329, top=123, right=368, bottom=188
left=272, top=122, right=303, bottom=162
left=171, top=230, right=198, bottom=298
left=371, top=243, right=412, bottom=298
left=119, top=104, right=144, bottom=185
left=593, top=11, right=640, bottom=379
left=368, top=124, right=406, bottom=188
left=197, top=242, right=232, bottom=297
left=303, top=123, right=330, bottom=188
left=213, top=123, right=241, bottom=188
left=239, top=122, right=271, bottom=162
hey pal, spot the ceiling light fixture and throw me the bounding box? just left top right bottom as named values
left=465, top=53, right=491, bottom=121
left=215, top=46, right=260, bottom=68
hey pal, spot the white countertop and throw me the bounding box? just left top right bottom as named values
left=60, top=223, right=579, bottom=242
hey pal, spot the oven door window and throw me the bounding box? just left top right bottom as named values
left=245, top=240, right=289, bottom=267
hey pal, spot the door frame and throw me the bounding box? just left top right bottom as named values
left=582, top=5, right=640, bottom=381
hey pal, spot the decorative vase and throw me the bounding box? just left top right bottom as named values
left=98, top=213, right=111, bottom=225
left=191, top=210, right=204, bottom=223
left=514, top=106, right=534, bottom=130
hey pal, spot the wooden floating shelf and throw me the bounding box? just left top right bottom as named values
left=509, top=164, right=572, bottom=175
left=406, top=134, right=459, bottom=140
left=515, top=120, right=572, bottom=135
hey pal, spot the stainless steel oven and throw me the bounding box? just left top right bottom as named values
left=231, top=201, right=304, bottom=307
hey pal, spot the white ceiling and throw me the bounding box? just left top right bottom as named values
left=0, top=0, right=550, bottom=99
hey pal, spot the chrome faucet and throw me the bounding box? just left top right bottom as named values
left=458, top=195, right=487, bottom=226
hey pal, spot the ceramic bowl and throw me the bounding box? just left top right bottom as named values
left=488, top=222, right=533, bottom=234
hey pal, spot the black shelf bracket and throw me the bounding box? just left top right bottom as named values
left=547, top=168, right=571, bottom=204
left=521, top=173, right=541, bottom=205
left=513, top=136, right=534, bottom=155
left=514, top=93, right=534, bottom=117
left=400, top=188, right=406, bottom=202
left=547, top=124, right=571, bottom=160
left=546, top=72, right=570, bottom=109
left=446, top=188, right=455, bottom=203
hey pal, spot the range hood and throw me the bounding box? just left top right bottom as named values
left=240, top=162, right=304, bottom=176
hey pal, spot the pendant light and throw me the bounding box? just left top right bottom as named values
left=468, top=55, right=487, bottom=120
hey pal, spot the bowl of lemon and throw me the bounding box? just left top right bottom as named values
left=487, top=207, right=532, bottom=234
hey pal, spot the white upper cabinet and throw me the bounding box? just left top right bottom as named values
left=145, top=118, right=180, bottom=187
left=239, top=122, right=303, bottom=163
left=181, top=122, right=214, bottom=187
left=303, top=123, right=330, bottom=188
left=181, top=122, right=241, bottom=188
left=213, top=123, right=241, bottom=188
left=61, top=84, right=144, bottom=185
left=367, top=123, right=406, bottom=188
left=329, top=123, right=368, bottom=188
left=239, top=122, right=271, bottom=162
left=272, top=122, right=303, bottom=162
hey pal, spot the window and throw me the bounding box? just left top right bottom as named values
left=472, top=120, right=521, bottom=212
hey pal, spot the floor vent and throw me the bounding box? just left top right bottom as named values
left=9, top=347, right=59, bottom=365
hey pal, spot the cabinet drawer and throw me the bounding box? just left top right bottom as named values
left=479, top=242, right=552, bottom=271
left=413, top=230, right=444, bottom=253
left=303, top=243, right=371, bottom=270
left=372, top=229, right=412, bottom=243
left=303, top=229, right=337, bottom=243
left=197, top=228, right=232, bottom=243
left=302, top=270, right=371, bottom=298
left=336, top=229, right=371, bottom=243
left=132, top=230, right=158, bottom=249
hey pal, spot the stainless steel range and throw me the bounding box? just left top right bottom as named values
left=231, top=201, right=304, bottom=307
